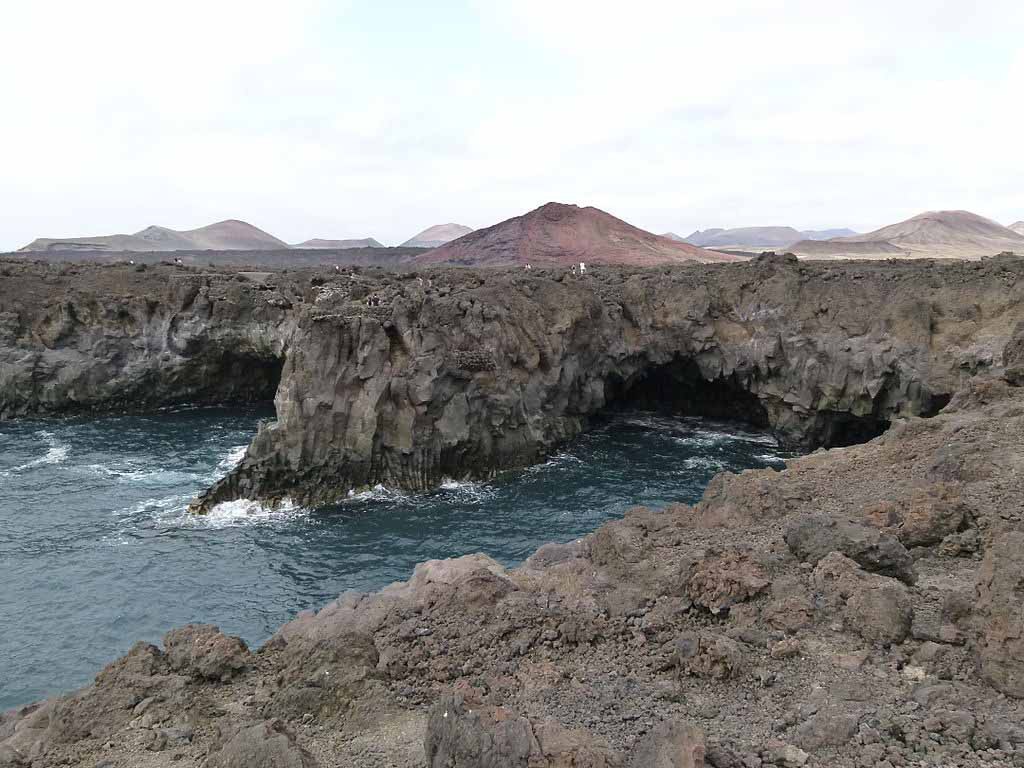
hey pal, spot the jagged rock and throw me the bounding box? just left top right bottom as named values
left=674, top=632, right=746, bottom=681
left=686, top=549, right=770, bottom=614
left=0, top=745, right=27, bottom=768
left=974, top=530, right=1024, bottom=697
left=189, top=258, right=1022, bottom=509
left=266, top=631, right=380, bottom=719
left=424, top=694, right=619, bottom=768
left=784, top=514, right=916, bottom=584
left=793, top=709, right=860, bottom=750
left=628, top=719, right=706, bottom=768
left=164, top=624, right=250, bottom=681
left=812, top=553, right=913, bottom=644
left=205, top=719, right=319, bottom=768
left=1003, top=320, right=1024, bottom=385
left=761, top=742, right=808, bottom=767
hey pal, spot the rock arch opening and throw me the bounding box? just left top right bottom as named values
left=601, top=358, right=770, bottom=429
left=175, top=349, right=285, bottom=407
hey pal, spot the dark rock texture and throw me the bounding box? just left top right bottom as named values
left=0, top=260, right=301, bottom=418
left=196, top=253, right=1023, bottom=509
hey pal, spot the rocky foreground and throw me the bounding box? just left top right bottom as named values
left=2, top=256, right=1024, bottom=767
left=2, top=358, right=1024, bottom=767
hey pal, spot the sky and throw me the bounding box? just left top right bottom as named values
left=3, top=0, right=1023, bottom=250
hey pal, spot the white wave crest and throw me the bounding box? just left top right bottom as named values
left=188, top=498, right=305, bottom=529
left=6, top=432, right=70, bottom=473
left=437, top=478, right=496, bottom=504
left=215, top=445, right=249, bottom=474
left=344, top=484, right=410, bottom=504
left=682, top=456, right=726, bottom=470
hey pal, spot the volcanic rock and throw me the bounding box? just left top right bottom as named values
left=784, top=514, right=916, bottom=583
left=974, top=530, right=1024, bottom=698
left=415, top=203, right=738, bottom=266
left=205, top=719, right=319, bottom=768
left=163, top=624, right=250, bottom=681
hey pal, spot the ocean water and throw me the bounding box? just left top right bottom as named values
left=0, top=406, right=790, bottom=710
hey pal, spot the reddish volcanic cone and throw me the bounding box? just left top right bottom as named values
left=414, top=202, right=744, bottom=266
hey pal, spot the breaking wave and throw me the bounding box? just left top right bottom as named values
left=5, top=432, right=70, bottom=474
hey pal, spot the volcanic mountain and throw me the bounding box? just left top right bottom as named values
left=680, top=226, right=858, bottom=249
left=20, top=220, right=288, bottom=252
left=790, top=210, right=1024, bottom=260
left=401, top=223, right=473, bottom=248
left=415, top=203, right=741, bottom=267
left=293, top=238, right=384, bottom=249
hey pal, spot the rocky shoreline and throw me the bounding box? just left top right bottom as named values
left=2, top=256, right=1024, bottom=767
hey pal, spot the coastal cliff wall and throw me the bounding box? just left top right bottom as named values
left=3, top=255, right=1022, bottom=511
left=196, top=254, right=1022, bottom=510
left=0, top=261, right=301, bottom=418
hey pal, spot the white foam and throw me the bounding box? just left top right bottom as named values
left=682, top=456, right=726, bottom=470
left=756, top=453, right=788, bottom=464
left=215, top=445, right=249, bottom=474
left=188, top=498, right=305, bottom=529
left=437, top=478, right=496, bottom=504
left=344, top=484, right=410, bottom=504
left=6, top=432, right=70, bottom=473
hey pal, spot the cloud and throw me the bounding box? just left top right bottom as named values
left=1, top=0, right=1022, bottom=249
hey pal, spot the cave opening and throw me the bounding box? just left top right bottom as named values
left=182, top=350, right=285, bottom=407
left=602, top=358, right=770, bottom=429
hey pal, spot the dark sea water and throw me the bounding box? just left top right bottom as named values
left=0, top=406, right=790, bottom=710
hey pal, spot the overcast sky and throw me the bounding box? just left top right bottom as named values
left=3, top=1, right=1022, bottom=249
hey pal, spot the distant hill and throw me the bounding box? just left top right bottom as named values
left=802, top=228, right=858, bottom=240
left=1009, top=221, right=1024, bottom=236
left=293, top=238, right=384, bottom=249
left=682, top=226, right=859, bottom=249
left=401, top=223, right=473, bottom=248
left=789, top=210, right=1024, bottom=260
left=20, top=220, right=288, bottom=252
left=415, top=202, right=744, bottom=267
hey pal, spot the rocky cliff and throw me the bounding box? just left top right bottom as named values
left=0, top=260, right=302, bottom=418
left=194, top=253, right=1023, bottom=511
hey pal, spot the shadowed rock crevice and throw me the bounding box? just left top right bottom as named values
left=602, top=356, right=771, bottom=428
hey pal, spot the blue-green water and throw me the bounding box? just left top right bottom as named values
left=0, top=407, right=789, bottom=710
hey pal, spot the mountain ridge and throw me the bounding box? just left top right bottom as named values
left=415, top=202, right=743, bottom=266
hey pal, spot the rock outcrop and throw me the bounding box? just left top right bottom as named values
left=195, top=252, right=1023, bottom=510
left=0, top=261, right=301, bottom=418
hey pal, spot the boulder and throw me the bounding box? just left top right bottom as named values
left=974, top=530, right=1024, bottom=697
left=674, top=632, right=746, bottom=681
left=205, top=719, right=318, bottom=768
left=163, top=624, right=250, bottom=681
left=628, top=719, right=705, bottom=768
left=812, top=553, right=913, bottom=645
left=424, top=694, right=619, bottom=768
left=686, top=549, right=770, bottom=614
left=266, top=631, right=380, bottom=719
left=785, top=514, right=915, bottom=584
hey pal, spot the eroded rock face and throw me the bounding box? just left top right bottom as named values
left=424, top=694, right=619, bottom=768
left=205, top=719, right=319, bottom=768
left=974, top=530, right=1024, bottom=697
left=0, top=262, right=303, bottom=419
left=195, top=256, right=1023, bottom=509
left=164, top=624, right=251, bottom=681
left=784, top=514, right=916, bottom=584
